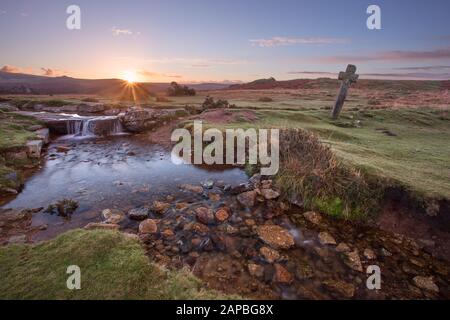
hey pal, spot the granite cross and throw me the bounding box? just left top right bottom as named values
left=330, top=64, right=359, bottom=119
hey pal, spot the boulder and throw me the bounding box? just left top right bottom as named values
left=237, top=190, right=257, bottom=207
left=26, top=140, right=43, bottom=158
left=195, top=207, right=214, bottom=224
left=260, top=188, right=280, bottom=200
left=139, top=219, right=158, bottom=234
left=119, top=108, right=178, bottom=132
left=101, top=209, right=125, bottom=224
left=35, top=128, right=50, bottom=144
left=215, top=208, right=230, bottom=222
left=257, top=225, right=295, bottom=249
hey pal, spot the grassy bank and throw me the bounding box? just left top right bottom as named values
left=191, top=105, right=449, bottom=218
left=0, top=110, right=42, bottom=192
left=0, top=229, right=231, bottom=299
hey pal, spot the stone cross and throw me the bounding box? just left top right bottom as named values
left=330, top=64, right=359, bottom=119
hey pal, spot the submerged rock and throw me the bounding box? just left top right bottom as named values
left=257, top=225, right=295, bottom=249
left=363, top=248, right=377, bottom=260
left=180, top=184, right=204, bottom=194
left=151, top=201, right=170, bottom=214
left=318, top=232, right=337, bottom=245
left=344, top=250, right=364, bottom=272
left=139, top=219, right=158, bottom=234
left=322, top=279, right=356, bottom=298
left=273, top=264, right=293, bottom=284
left=248, top=263, right=264, bottom=278
left=303, top=211, right=322, bottom=225
left=128, top=207, right=149, bottom=220
left=260, top=246, right=280, bottom=263
left=214, top=208, right=230, bottom=222
left=336, top=242, right=351, bottom=253
left=413, top=276, right=439, bottom=293
left=195, top=207, right=214, bottom=225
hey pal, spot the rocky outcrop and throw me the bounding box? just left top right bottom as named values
left=119, top=108, right=181, bottom=132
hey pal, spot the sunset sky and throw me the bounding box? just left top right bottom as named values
left=1, top=0, right=450, bottom=82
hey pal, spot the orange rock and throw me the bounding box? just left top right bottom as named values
left=273, top=264, right=293, bottom=284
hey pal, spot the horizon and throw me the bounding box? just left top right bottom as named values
left=1, top=0, right=450, bottom=82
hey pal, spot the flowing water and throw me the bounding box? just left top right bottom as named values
left=1, top=134, right=248, bottom=241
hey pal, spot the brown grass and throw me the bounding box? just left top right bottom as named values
left=276, top=128, right=382, bottom=219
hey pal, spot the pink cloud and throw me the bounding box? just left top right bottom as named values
left=250, top=37, right=349, bottom=47
left=316, top=47, right=450, bottom=63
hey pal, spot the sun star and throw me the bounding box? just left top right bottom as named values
left=122, top=70, right=137, bottom=84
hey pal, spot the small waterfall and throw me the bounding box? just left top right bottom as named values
left=65, top=117, right=123, bottom=137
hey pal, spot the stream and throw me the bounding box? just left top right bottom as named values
left=1, top=114, right=449, bottom=300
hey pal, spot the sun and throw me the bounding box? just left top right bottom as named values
left=122, top=70, right=137, bottom=84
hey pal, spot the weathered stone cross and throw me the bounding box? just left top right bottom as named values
left=330, top=64, right=359, bottom=119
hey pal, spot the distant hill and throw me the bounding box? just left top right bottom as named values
left=0, top=72, right=230, bottom=95
left=227, top=77, right=448, bottom=91
left=2, top=72, right=447, bottom=95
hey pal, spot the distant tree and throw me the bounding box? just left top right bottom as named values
left=167, top=82, right=196, bottom=96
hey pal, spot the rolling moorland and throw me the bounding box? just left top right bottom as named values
left=0, top=75, right=449, bottom=299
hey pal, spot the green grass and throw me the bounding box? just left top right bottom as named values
left=0, top=111, right=41, bottom=151
left=0, top=229, right=233, bottom=300
left=199, top=106, right=449, bottom=200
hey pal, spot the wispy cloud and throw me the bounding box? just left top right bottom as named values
left=138, top=70, right=182, bottom=79
left=360, top=72, right=450, bottom=80
left=250, top=36, right=349, bottom=47
left=317, top=47, right=450, bottom=63
left=286, top=70, right=450, bottom=80
left=0, top=10, right=6, bottom=15
left=394, top=65, right=450, bottom=71
left=1, top=65, right=21, bottom=73
left=114, top=56, right=248, bottom=67
left=111, top=27, right=139, bottom=36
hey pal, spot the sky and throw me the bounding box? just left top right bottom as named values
left=1, top=0, right=450, bottom=82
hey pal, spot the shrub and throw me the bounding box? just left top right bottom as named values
left=166, top=82, right=196, bottom=96
left=202, top=96, right=236, bottom=109
left=276, top=128, right=382, bottom=219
